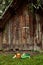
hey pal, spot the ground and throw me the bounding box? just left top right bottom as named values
left=0, top=53, right=43, bottom=65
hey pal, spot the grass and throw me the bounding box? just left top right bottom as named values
left=0, top=53, right=43, bottom=65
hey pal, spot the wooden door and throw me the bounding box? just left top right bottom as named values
left=12, top=8, right=33, bottom=50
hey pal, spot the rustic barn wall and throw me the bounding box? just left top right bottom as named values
left=2, top=5, right=32, bottom=50
left=2, top=23, right=9, bottom=50
left=2, top=4, right=43, bottom=51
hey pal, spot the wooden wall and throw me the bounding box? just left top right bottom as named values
left=2, top=5, right=43, bottom=51
left=2, top=5, right=33, bottom=50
